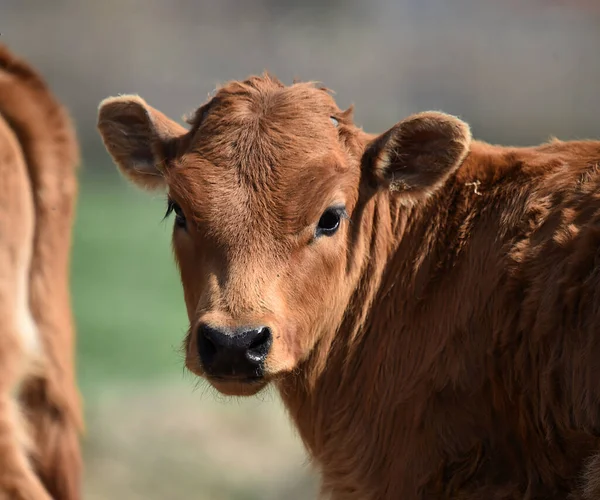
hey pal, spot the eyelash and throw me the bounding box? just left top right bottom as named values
left=164, top=199, right=187, bottom=229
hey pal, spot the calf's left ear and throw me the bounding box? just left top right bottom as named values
left=365, top=111, right=471, bottom=202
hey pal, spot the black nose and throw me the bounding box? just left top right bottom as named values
left=197, top=324, right=272, bottom=379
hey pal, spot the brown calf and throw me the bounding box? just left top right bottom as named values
left=99, top=74, right=600, bottom=499
left=0, top=45, right=82, bottom=500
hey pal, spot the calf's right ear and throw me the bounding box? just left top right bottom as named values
left=97, top=95, right=187, bottom=191
left=365, top=111, right=471, bottom=204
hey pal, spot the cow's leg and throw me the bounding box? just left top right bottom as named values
left=19, top=376, right=82, bottom=500
left=17, top=105, right=82, bottom=500
left=0, top=113, right=51, bottom=500
left=0, top=395, right=51, bottom=500
left=0, top=293, right=50, bottom=500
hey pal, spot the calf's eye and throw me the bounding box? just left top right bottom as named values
left=315, top=206, right=347, bottom=238
left=165, top=199, right=187, bottom=230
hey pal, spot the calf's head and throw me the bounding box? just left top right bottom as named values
left=98, top=75, right=471, bottom=396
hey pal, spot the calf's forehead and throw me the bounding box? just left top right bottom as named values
left=165, top=78, right=359, bottom=238
left=189, top=87, right=344, bottom=169
left=167, top=147, right=357, bottom=245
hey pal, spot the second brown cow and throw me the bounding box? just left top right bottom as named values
left=0, top=45, right=82, bottom=500
left=99, top=74, right=600, bottom=499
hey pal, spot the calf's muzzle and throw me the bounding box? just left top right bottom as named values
left=197, top=323, right=272, bottom=379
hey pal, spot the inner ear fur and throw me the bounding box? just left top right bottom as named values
left=368, top=111, right=472, bottom=202
left=97, top=94, right=188, bottom=191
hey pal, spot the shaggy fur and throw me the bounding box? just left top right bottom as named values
left=99, top=74, right=600, bottom=499
left=0, top=45, right=82, bottom=499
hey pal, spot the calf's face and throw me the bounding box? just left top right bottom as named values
left=98, top=76, right=471, bottom=396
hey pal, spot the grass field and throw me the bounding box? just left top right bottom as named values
left=72, top=170, right=318, bottom=499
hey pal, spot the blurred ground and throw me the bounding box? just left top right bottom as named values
left=82, top=382, right=316, bottom=500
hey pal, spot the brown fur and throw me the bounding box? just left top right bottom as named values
left=0, top=45, right=82, bottom=499
left=99, top=74, right=600, bottom=499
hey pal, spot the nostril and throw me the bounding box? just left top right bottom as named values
left=197, top=324, right=218, bottom=364
left=248, top=327, right=270, bottom=350
left=246, top=327, right=272, bottom=362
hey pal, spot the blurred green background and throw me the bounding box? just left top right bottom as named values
left=3, top=0, right=600, bottom=498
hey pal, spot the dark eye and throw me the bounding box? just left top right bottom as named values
left=315, top=206, right=347, bottom=237
left=165, top=199, right=187, bottom=230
